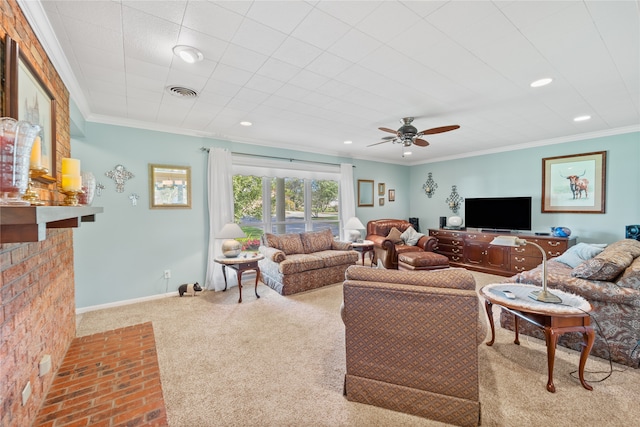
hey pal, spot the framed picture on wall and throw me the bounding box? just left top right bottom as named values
left=357, top=179, right=374, bottom=207
left=149, top=164, right=192, bottom=209
left=378, top=182, right=385, bottom=195
left=379, top=197, right=384, bottom=206
left=542, top=151, right=606, bottom=213
left=388, top=189, right=395, bottom=202
left=10, top=43, right=57, bottom=182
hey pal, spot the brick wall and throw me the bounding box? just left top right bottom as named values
left=1, top=1, right=75, bottom=426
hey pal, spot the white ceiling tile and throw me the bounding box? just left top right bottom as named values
left=182, top=1, right=244, bottom=41
left=175, top=27, right=230, bottom=63
left=122, top=1, right=187, bottom=25
left=291, top=8, right=352, bottom=50
left=327, top=29, right=381, bottom=63
left=165, top=69, right=208, bottom=92
left=256, top=58, right=302, bottom=82
left=287, top=70, right=329, bottom=91
left=246, top=1, right=313, bottom=34
left=315, top=1, right=381, bottom=26
left=244, top=75, right=285, bottom=95
left=305, top=52, right=353, bottom=79
left=210, top=64, right=253, bottom=87
left=202, top=78, right=242, bottom=98
left=122, top=7, right=181, bottom=65
left=356, top=1, right=422, bottom=43
left=271, top=37, right=323, bottom=68
left=52, top=0, right=123, bottom=31
left=60, top=15, right=123, bottom=55
left=401, top=1, right=448, bottom=18
left=232, top=19, right=288, bottom=57
left=274, top=83, right=311, bottom=101
left=220, top=44, right=268, bottom=73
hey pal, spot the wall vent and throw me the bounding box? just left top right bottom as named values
left=166, top=86, right=199, bottom=98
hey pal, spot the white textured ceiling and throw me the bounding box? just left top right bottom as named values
left=22, top=0, right=640, bottom=164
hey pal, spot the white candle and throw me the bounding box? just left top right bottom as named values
left=30, top=136, right=42, bottom=168
left=61, top=158, right=81, bottom=176
left=62, top=174, right=82, bottom=191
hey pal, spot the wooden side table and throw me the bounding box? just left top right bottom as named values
left=351, top=240, right=374, bottom=266
left=480, top=283, right=594, bottom=393
left=215, top=253, right=264, bottom=303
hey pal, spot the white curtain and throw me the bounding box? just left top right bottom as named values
left=204, top=148, right=234, bottom=291
left=339, top=163, right=356, bottom=240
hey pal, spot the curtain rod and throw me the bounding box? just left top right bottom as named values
left=200, top=147, right=355, bottom=168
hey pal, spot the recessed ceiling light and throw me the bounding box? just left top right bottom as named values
left=343, top=140, right=352, bottom=144
left=530, top=78, right=553, bottom=88
left=573, top=115, right=591, bottom=122
left=173, top=45, right=203, bottom=64
left=240, top=121, right=252, bottom=126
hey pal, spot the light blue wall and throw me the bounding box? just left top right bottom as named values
left=71, top=122, right=390, bottom=308
left=72, top=121, right=638, bottom=309
left=410, top=132, right=639, bottom=242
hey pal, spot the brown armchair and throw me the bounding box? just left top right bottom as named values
left=342, top=266, right=483, bottom=427
left=366, top=219, right=437, bottom=269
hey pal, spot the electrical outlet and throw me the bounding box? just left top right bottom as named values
left=164, top=270, right=171, bottom=279
left=22, top=381, right=32, bottom=406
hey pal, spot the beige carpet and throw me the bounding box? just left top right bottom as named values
left=76, top=271, right=639, bottom=426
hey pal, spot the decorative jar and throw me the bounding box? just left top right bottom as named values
left=78, top=171, right=96, bottom=205
left=551, top=227, right=571, bottom=237
left=0, top=118, right=41, bottom=205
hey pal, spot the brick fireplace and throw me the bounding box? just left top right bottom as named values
left=1, top=1, right=76, bottom=425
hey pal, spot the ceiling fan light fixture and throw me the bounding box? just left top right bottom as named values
left=173, top=45, right=203, bottom=64
left=530, top=77, right=553, bottom=88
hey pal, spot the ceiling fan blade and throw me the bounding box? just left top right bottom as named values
left=367, top=140, right=392, bottom=147
left=419, top=125, right=460, bottom=135
left=413, top=138, right=429, bottom=147
left=378, top=127, right=398, bottom=134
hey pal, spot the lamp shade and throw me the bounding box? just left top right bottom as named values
left=217, top=223, right=246, bottom=239
left=344, top=217, right=365, bottom=242
left=344, top=217, right=365, bottom=230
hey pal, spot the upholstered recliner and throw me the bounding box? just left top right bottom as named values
left=342, top=266, right=484, bottom=427
left=366, top=219, right=437, bottom=269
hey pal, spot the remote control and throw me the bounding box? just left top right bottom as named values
left=503, top=290, right=516, bottom=299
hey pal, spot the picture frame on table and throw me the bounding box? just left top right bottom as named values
left=6, top=39, right=57, bottom=183
left=542, top=151, right=606, bottom=213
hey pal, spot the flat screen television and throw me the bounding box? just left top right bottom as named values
left=464, top=197, right=532, bottom=232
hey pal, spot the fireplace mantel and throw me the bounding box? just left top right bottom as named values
left=0, top=206, right=103, bottom=243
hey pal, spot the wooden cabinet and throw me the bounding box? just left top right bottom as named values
left=429, top=229, right=575, bottom=277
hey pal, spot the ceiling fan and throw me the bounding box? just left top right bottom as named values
left=368, top=117, right=460, bottom=148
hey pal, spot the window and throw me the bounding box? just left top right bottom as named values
left=233, top=175, right=341, bottom=246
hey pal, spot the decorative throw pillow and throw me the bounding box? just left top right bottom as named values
left=617, top=256, right=640, bottom=290
left=263, top=233, right=281, bottom=250
left=400, top=226, right=425, bottom=246
left=386, top=227, right=403, bottom=244
left=554, top=243, right=606, bottom=268
left=278, top=233, right=305, bottom=255
left=300, top=228, right=333, bottom=253
left=571, top=240, right=638, bottom=281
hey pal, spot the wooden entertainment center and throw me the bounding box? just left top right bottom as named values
left=429, top=229, right=576, bottom=277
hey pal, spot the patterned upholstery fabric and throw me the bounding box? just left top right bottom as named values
left=504, top=252, right=640, bottom=367
left=277, top=233, right=305, bottom=255
left=572, top=239, right=640, bottom=280
left=398, top=252, right=449, bottom=269
left=258, top=230, right=358, bottom=295
left=300, top=228, right=333, bottom=253
left=618, top=256, right=640, bottom=290
left=343, top=266, right=482, bottom=427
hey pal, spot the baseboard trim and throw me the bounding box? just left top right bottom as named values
left=76, top=291, right=179, bottom=314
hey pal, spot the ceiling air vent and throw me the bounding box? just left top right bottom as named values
left=166, top=85, right=199, bottom=98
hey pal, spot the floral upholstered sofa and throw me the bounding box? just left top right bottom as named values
left=503, top=239, right=640, bottom=367
left=258, top=228, right=359, bottom=295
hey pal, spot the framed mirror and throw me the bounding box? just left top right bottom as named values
left=357, top=179, right=374, bottom=207
left=149, top=164, right=191, bottom=209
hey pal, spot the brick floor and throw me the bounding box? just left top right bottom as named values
left=34, top=322, right=168, bottom=427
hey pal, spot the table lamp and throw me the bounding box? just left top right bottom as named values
left=344, top=217, right=365, bottom=242
left=218, top=223, right=246, bottom=257
left=490, top=236, right=562, bottom=303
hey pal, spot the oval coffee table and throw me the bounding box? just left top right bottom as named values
left=480, top=283, right=594, bottom=393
